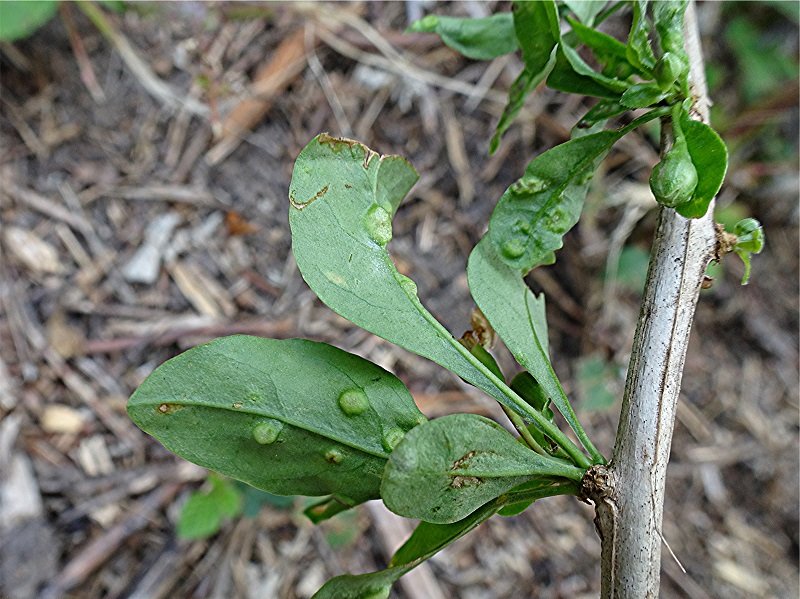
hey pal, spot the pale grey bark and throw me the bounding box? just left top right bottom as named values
left=593, top=2, right=719, bottom=597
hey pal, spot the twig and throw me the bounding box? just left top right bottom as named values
left=74, top=1, right=207, bottom=116
left=60, top=2, right=106, bottom=103
left=594, top=2, right=719, bottom=597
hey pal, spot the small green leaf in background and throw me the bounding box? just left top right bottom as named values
left=320, top=508, right=363, bottom=549
left=177, top=475, right=243, bottom=540
left=408, top=13, right=517, bottom=60
left=562, top=0, right=607, bottom=27
left=612, top=245, right=651, bottom=294
left=725, top=15, right=799, bottom=103
left=674, top=110, right=728, bottom=219
left=128, top=336, right=426, bottom=512
left=733, top=218, right=765, bottom=285
left=238, top=483, right=294, bottom=518
left=313, top=499, right=502, bottom=599
left=381, top=414, right=583, bottom=524
left=576, top=355, right=619, bottom=412
left=0, top=0, right=57, bottom=41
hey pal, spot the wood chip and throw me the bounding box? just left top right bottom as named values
left=3, top=226, right=64, bottom=274
left=76, top=435, right=114, bottom=477
left=0, top=454, right=44, bottom=528
left=41, top=405, right=87, bottom=435
left=122, top=212, right=181, bottom=284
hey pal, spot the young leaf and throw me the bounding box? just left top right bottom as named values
left=547, top=46, right=625, bottom=99
left=620, top=82, right=668, bottom=109
left=177, top=475, right=243, bottom=540
left=381, top=414, right=583, bottom=524
left=559, top=43, right=630, bottom=93
left=487, top=130, right=621, bottom=272
left=491, top=0, right=560, bottom=152
left=408, top=13, right=517, bottom=60
left=514, top=0, right=560, bottom=67
left=627, top=0, right=657, bottom=74
left=566, top=15, right=638, bottom=79
left=467, top=238, right=603, bottom=463
left=673, top=111, right=728, bottom=219
left=575, top=99, right=629, bottom=129
left=486, top=109, right=668, bottom=273
left=128, top=336, right=426, bottom=509
left=733, top=218, right=765, bottom=285
left=313, top=499, right=502, bottom=599
left=289, top=134, right=585, bottom=448
left=562, top=0, right=607, bottom=27
left=652, top=0, right=690, bottom=94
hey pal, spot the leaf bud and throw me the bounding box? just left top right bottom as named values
left=653, top=52, right=686, bottom=91
left=649, top=137, right=698, bottom=208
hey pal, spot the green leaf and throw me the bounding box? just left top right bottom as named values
left=490, top=1, right=560, bottom=153
left=177, top=475, right=243, bottom=540
left=562, top=0, right=607, bottom=26
left=289, top=134, right=584, bottom=455
left=0, top=0, right=57, bottom=41
left=467, top=238, right=602, bottom=463
left=674, top=111, right=728, bottom=219
left=612, top=245, right=651, bottom=293
left=487, top=132, right=619, bottom=271
left=620, top=82, right=668, bottom=108
left=652, top=0, right=689, bottom=94
left=575, top=99, right=628, bottom=129
left=565, top=14, right=637, bottom=79
left=313, top=499, right=501, bottom=599
left=381, top=414, right=583, bottom=523
left=559, top=43, right=629, bottom=93
left=496, top=476, right=576, bottom=516
left=514, top=0, right=560, bottom=66
left=547, top=46, right=625, bottom=99
left=576, top=355, right=619, bottom=411
left=510, top=371, right=552, bottom=417
left=486, top=109, right=667, bottom=273
left=128, top=336, right=426, bottom=509
left=408, top=13, right=517, bottom=60
left=627, top=0, right=657, bottom=74
left=733, top=218, right=765, bottom=285
left=304, top=496, right=355, bottom=524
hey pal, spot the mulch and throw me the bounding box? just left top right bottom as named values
left=0, top=2, right=797, bottom=598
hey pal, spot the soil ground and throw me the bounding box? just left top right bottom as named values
left=1, top=2, right=797, bottom=598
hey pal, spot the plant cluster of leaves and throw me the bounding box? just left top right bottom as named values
left=128, top=2, right=757, bottom=596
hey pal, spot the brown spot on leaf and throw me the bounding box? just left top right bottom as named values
left=451, top=476, right=481, bottom=489
left=318, top=132, right=362, bottom=152
left=289, top=185, right=329, bottom=210
left=451, top=450, right=477, bottom=470
left=156, top=403, right=182, bottom=414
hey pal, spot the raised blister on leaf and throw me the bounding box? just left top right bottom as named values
left=128, top=336, right=425, bottom=510
left=289, top=134, right=571, bottom=428
left=381, top=413, right=583, bottom=523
